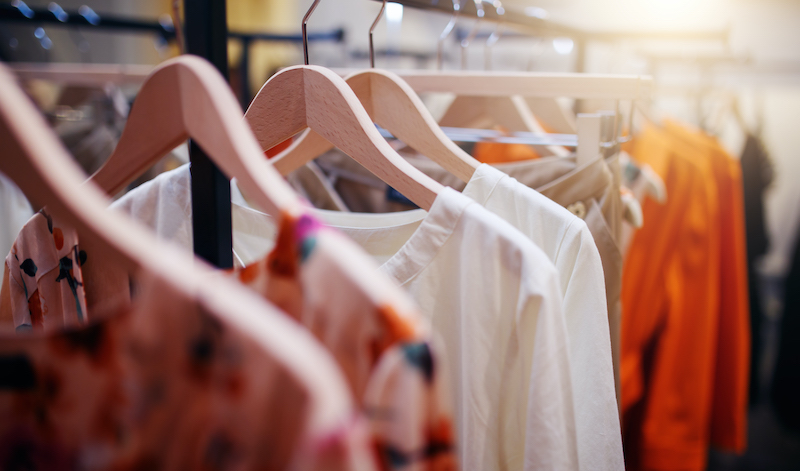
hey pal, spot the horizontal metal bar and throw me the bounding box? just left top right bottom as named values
left=0, top=4, right=345, bottom=44
left=372, top=0, right=586, bottom=39
left=0, top=3, right=175, bottom=37
left=376, top=124, right=581, bottom=146
left=377, top=0, right=727, bottom=43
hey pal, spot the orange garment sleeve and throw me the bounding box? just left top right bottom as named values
left=622, top=126, right=723, bottom=471
left=664, top=122, right=750, bottom=452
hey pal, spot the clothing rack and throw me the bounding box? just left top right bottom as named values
left=0, top=1, right=343, bottom=268
left=377, top=0, right=728, bottom=42
left=182, top=0, right=231, bottom=268
left=376, top=0, right=728, bottom=73
left=0, top=3, right=344, bottom=106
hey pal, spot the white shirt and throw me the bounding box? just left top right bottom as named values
left=463, top=164, right=623, bottom=471
left=0, top=172, right=34, bottom=287
left=111, top=165, right=579, bottom=471
left=309, top=188, right=578, bottom=471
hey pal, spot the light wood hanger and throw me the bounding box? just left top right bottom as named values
left=524, top=97, right=577, bottom=134
left=270, top=69, right=479, bottom=183
left=9, top=62, right=152, bottom=87
left=433, top=0, right=566, bottom=158
left=84, top=55, right=419, bottom=322
left=270, top=1, right=479, bottom=184
left=89, top=55, right=304, bottom=220
left=0, top=64, right=360, bottom=436
left=438, top=94, right=570, bottom=157
left=0, top=60, right=281, bottom=308
left=390, top=70, right=651, bottom=101
left=244, top=1, right=444, bottom=210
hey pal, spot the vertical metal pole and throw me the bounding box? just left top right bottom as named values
left=240, top=36, right=251, bottom=109
left=184, top=0, right=234, bottom=268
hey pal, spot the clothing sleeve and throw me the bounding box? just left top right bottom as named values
left=0, top=263, right=12, bottom=328
left=521, top=262, right=580, bottom=471
left=557, top=221, right=624, bottom=471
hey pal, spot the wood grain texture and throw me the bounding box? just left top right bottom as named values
left=389, top=70, right=652, bottom=101
left=246, top=66, right=443, bottom=210
left=90, top=55, right=303, bottom=219
left=272, top=69, right=479, bottom=183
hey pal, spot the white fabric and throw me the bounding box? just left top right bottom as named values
left=0, top=172, right=34, bottom=287
left=111, top=164, right=580, bottom=471
left=109, top=165, right=277, bottom=268
left=309, top=188, right=578, bottom=471
left=463, top=164, right=623, bottom=471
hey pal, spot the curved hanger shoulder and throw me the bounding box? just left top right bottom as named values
left=0, top=63, right=141, bottom=274
left=438, top=95, right=569, bottom=157
left=246, top=65, right=443, bottom=210
left=347, top=69, right=478, bottom=182
left=270, top=69, right=478, bottom=183
left=90, top=55, right=302, bottom=219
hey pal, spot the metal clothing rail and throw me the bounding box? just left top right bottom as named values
left=0, top=3, right=344, bottom=44
left=375, top=0, right=728, bottom=43
left=0, top=3, right=345, bottom=106
left=371, top=0, right=585, bottom=39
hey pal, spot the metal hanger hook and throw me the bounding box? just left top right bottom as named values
left=369, top=0, right=388, bottom=68
left=460, top=0, right=484, bottom=70
left=437, top=0, right=461, bottom=70
left=485, top=1, right=504, bottom=70
left=302, top=0, right=322, bottom=65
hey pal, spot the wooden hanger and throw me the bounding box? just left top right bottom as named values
left=438, top=94, right=570, bottom=157
left=431, top=0, right=565, bottom=158
left=245, top=1, right=444, bottom=210
left=270, top=1, right=477, bottom=184
left=245, top=66, right=443, bottom=210
left=524, top=97, right=577, bottom=134
left=89, top=55, right=304, bottom=220
left=270, top=68, right=480, bottom=184
left=9, top=62, right=152, bottom=87
left=0, top=60, right=285, bottom=309
left=85, top=54, right=417, bottom=322
left=0, top=64, right=360, bottom=442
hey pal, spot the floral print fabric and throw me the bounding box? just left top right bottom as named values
left=231, top=212, right=457, bottom=471
left=4, top=210, right=87, bottom=332
left=0, top=265, right=378, bottom=471
left=1, top=202, right=459, bottom=470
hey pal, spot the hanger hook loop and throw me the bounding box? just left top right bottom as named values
left=369, top=0, right=388, bottom=68
left=485, top=1, right=504, bottom=70
left=437, top=0, right=461, bottom=70
left=302, top=0, right=322, bottom=65
left=461, top=0, right=484, bottom=70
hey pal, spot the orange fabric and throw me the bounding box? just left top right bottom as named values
left=472, top=127, right=543, bottom=164
left=664, top=122, right=750, bottom=453
left=265, top=137, right=293, bottom=158
left=621, top=123, right=749, bottom=470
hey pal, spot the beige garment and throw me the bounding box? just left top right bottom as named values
left=296, top=151, right=624, bottom=403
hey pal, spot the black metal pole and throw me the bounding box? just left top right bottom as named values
left=239, top=36, right=251, bottom=109
left=184, top=0, right=233, bottom=269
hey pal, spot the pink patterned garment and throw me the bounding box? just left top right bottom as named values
left=0, top=266, right=378, bottom=470
left=1, top=206, right=459, bottom=471
left=231, top=212, right=457, bottom=471
left=4, top=210, right=87, bottom=332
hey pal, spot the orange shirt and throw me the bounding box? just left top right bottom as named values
left=664, top=122, right=750, bottom=453
left=622, top=123, right=750, bottom=470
